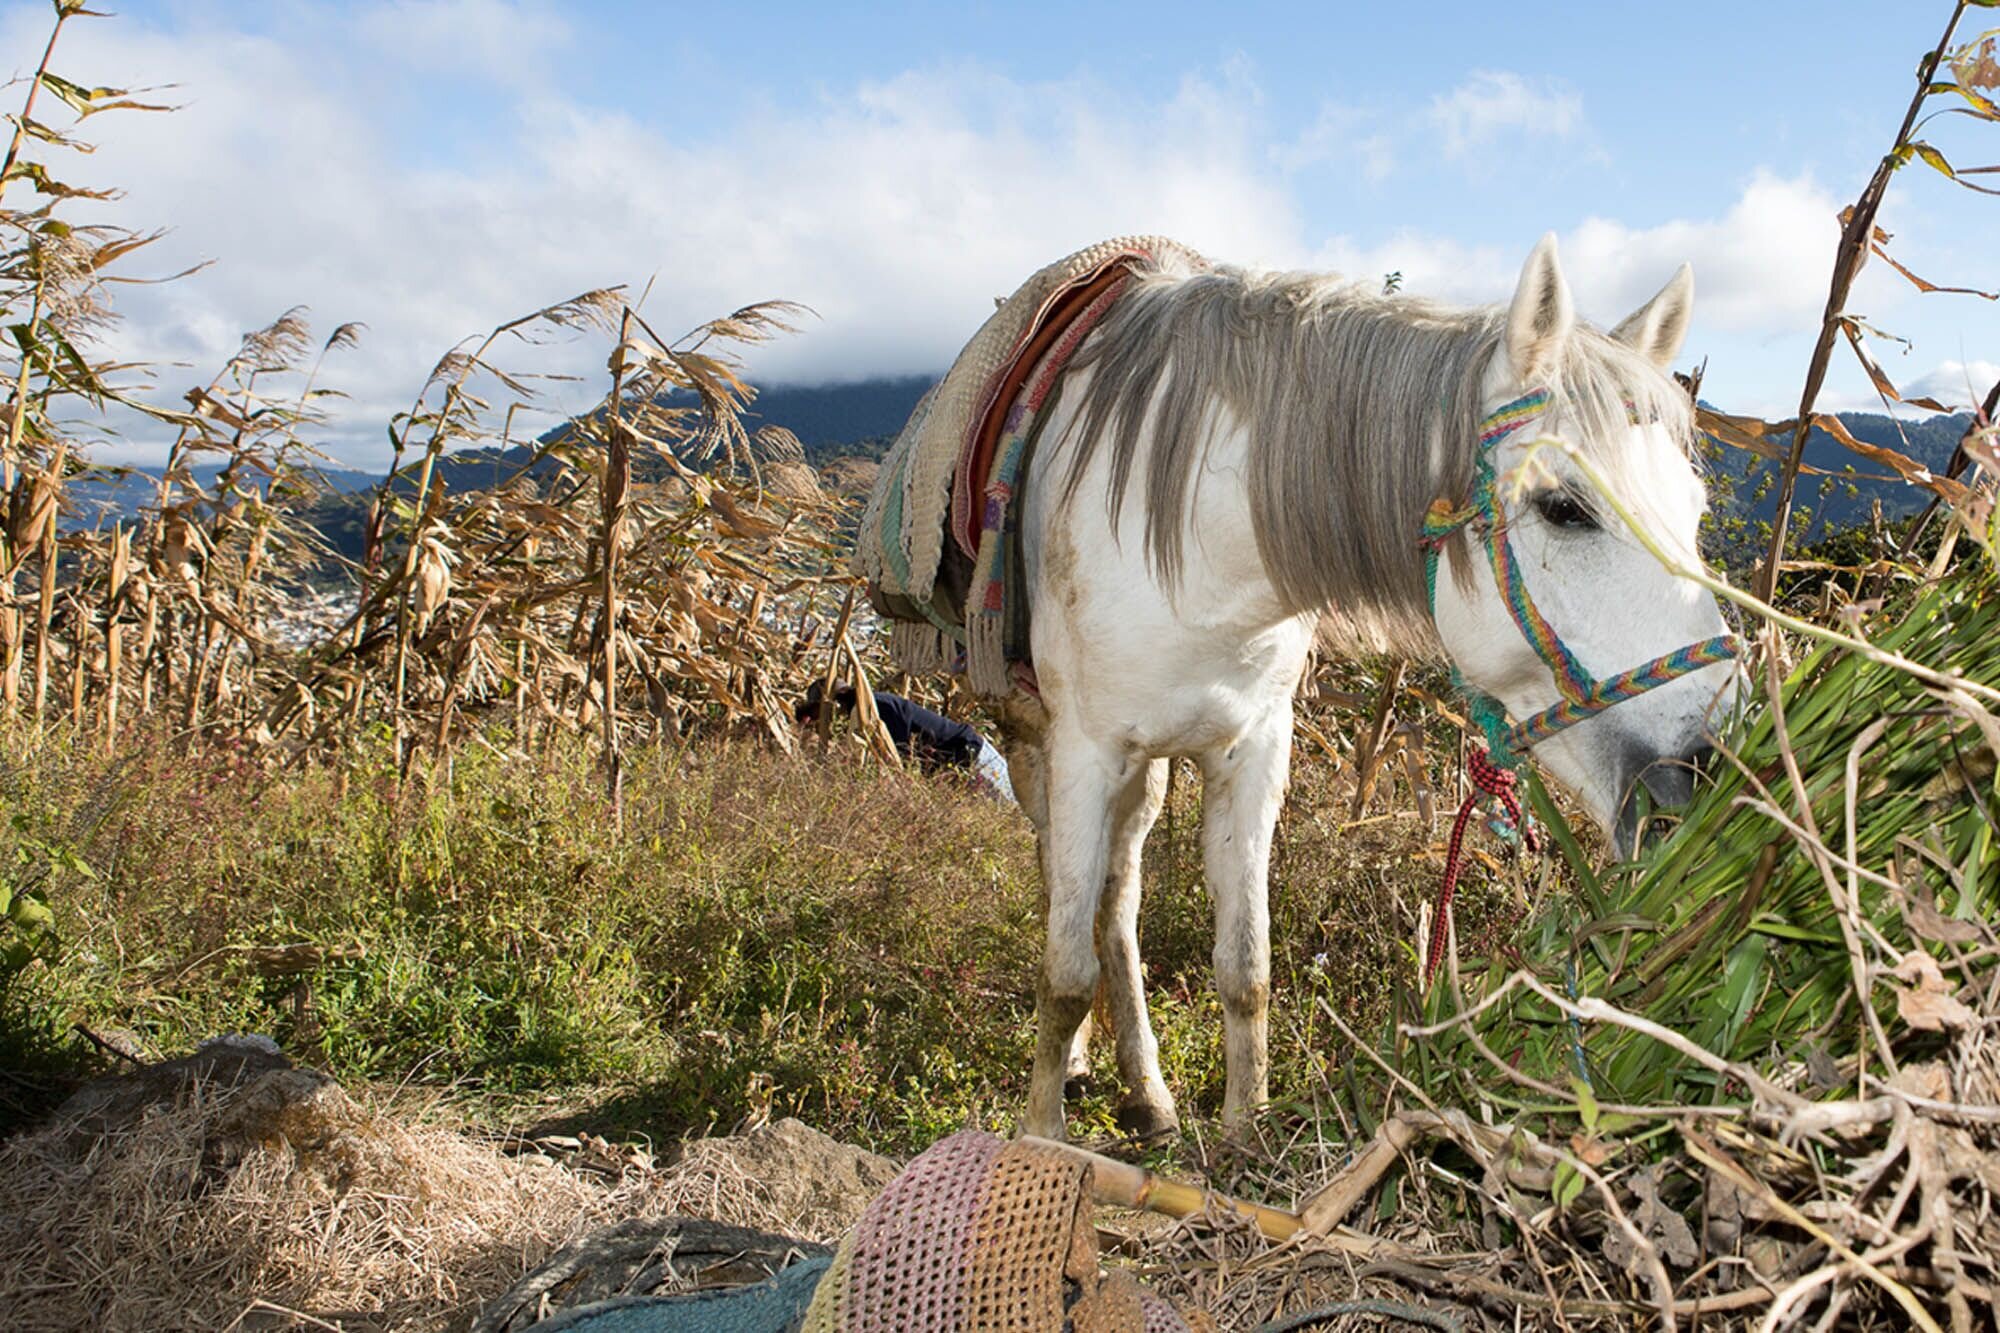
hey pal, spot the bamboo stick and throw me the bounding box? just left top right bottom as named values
left=103, top=527, right=128, bottom=750
left=32, top=505, right=55, bottom=725
left=1020, top=1136, right=1303, bottom=1243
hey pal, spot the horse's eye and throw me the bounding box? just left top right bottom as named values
left=1533, top=491, right=1598, bottom=531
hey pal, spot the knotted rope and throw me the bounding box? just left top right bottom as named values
left=1424, top=748, right=1539, bottom=988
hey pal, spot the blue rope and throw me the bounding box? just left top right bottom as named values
left=1564, top=958, right=1593, bottom=1085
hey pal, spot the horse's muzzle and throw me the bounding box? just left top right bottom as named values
left=1614, top=744, right=1715, bottom=856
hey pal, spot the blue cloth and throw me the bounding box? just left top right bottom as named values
left=525, top=1256, right=831, bottom=1333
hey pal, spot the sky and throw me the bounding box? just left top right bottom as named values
left=6, top=0, right=1999, bottom=470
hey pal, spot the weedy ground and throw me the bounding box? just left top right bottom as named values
left=0, top=711, right=1518, bottom=1158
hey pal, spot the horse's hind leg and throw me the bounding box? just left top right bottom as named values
left=1022, top=728, right=1130, bottom=1141
left=1098, top=756, right=1176, bottom=1139
left=1200, top=712, right=1292, bottom=1131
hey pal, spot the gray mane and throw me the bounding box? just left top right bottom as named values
left=1058, top=262, right=1696, bottom=654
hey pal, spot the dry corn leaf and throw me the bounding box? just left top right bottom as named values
left=1893, top=950, right=1978, bottom=1032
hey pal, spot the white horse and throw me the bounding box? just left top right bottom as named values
left=997, top=235, right=1737, bottom=1140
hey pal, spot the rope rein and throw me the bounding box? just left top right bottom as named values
left=1425, top=749, right=1539, bottom=988
left=1417, top=391, right=1739, bottom=987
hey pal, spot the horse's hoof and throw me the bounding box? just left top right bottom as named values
left=1063, top=1074, right=1095, bottom=1102
left=1115, top=1099, right=1180, bottom=1144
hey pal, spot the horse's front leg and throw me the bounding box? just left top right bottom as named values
left=1200, top=713, right=1292, bottom=1130
left=1099, top=756, right=1176, bottom=1138
left=998, top=703, right=1096, bottom=1093
left=1022, top=728, right=1130, bottom=1140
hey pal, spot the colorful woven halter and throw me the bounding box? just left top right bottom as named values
left=1416, top=390, right=1739, bottom=987
left=1421, top=390, right=1739, bottom=767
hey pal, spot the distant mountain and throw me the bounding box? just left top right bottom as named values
left=1702, top=409, right=1972, bottom=559
left=49, top=375, right=937, bottom=534
left=60, top=376, right=1976, bottom=576
left=738, top=375, right=932, bottom=462
left=60, top=461, right=375, bottom=530
left=397, top=374, right=937, bottom=499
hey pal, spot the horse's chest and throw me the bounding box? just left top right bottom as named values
left=1027, top=440, right=1312, bottom=756
left=1052, top=614, right=1314, bottom=757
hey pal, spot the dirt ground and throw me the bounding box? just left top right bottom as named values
left=0, top=1039, right=898, bottom=1331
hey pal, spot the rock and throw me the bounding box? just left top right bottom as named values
left=673, top=1117, right=898, bottom=1236
left=210, top=1067, right=396, bottom=1192
left=201, top=1032, right=283, bottom=1057
left=51, top=1034, right=296, bottom=1149
left=43, top=1034, right=404, bottom=1196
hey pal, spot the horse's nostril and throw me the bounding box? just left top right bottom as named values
left=1638, top=753, right=1698, bottom=810
left=1686, top=743, right=1717, bottom=778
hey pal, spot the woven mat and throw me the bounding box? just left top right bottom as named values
left=799, top=1130, right=1214, bottom=1333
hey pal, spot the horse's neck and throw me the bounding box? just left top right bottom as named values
left=1175, top=418, right=1300, bottom=626
left=1025, top=376, right=1290, bottom=634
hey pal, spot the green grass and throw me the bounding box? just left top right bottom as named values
left=0, top=713, right=1511, bottom=1154
left=1395, top=552, right=2000, bottom=1130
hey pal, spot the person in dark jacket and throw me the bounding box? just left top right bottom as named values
left=795, top=683, right=1014, bottom=800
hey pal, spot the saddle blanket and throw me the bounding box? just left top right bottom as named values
left=851, top=236, right=1206, bottom=696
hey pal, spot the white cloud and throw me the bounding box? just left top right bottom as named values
left=1817, top=356, right=1998, bottom=417
left=1304, top=171, right=1851, bottom=343
left=1428, top=70, right=1583, bottom=158
left=1895, top=358, right=2000, bottom=410
left=518, top=63, right=1305, bottom=373
left=357, top=0, right=569, bottom=83
left=1274, top=102, right=1395, bottom=182
left=16, top=12, right=1306, bottom=468
left=1560, top=171, right=1848, bottom=333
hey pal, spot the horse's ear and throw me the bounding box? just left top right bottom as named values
left=1610, top=263, right=1694, bottom=370
left=1503, top=233, right=1574, bottom=385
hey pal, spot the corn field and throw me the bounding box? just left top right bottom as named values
left=0, top=4, right=903, bottom=823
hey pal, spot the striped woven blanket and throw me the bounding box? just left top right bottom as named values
left=852, top=237, right=1206, bottom=697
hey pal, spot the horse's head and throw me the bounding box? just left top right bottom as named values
left=1431, top=235, right=1739, bottom=854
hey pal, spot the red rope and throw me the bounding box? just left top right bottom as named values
left=1424, top=749, right=1540, bottom=988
